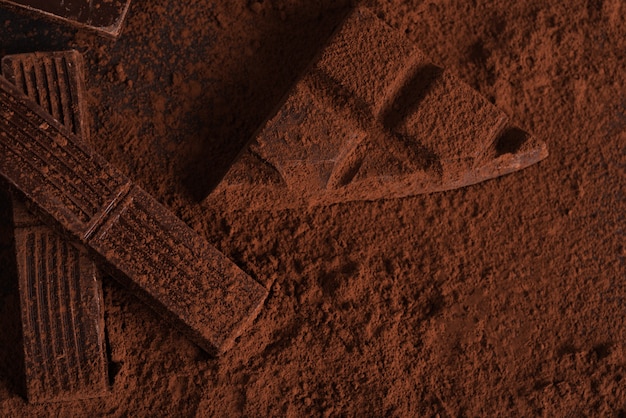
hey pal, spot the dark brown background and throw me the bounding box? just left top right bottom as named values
left=0, top=0, right=624, bottom=416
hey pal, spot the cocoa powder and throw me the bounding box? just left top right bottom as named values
left=0, top=0, right=625, bottom=416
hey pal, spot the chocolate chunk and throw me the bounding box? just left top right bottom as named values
left=314, top=7, right=426, bottom=116
left=0, top=0, right=132, bottom=38
left=0, top=76, right=268, bottom=355
left=209, top=7, right=548, bottom=210
left=247, top=80, right=368, bottom=191
left=14, top=204, right=108, bottom=403
left=3, top=50, right=108, bottom=403
left=370, top=69, right=510, bottom=182
left=88, top=186, right=267, bottom=354
left=2, top=50, right=89, bottom=141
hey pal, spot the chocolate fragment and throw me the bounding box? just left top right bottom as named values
left=3, top=50, right=108, bottom=403
left=2, top=50, right=90, bottom=141
left=0, top=0, right=132, bottom=38
left=13, top=203, right=107, bottom=403
left=314, top=6, right=426, bottom=116
left=0, top=76, right=268, bottom=355
left=209, top=7, right=548, bottom=210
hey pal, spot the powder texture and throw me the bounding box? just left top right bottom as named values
left=0, top=0, right=625, bottom=416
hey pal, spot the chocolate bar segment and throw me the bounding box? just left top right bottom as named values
left=314, top=7, right=426, bottom=115
left=379, top=69, right=509, bottom=180
left=4, top=50, right=108, bottom=403
left=0, top=0, right=132, bottom=38
left=0, top=76, right=268, bottom=354
left=2, top=51, right=90, bottom=141
left=0, top=77, right=132, bottom=236
left=89, top=186, right=267, bottom=353
left=14, top=206, right=107, bottom=403
left=249, top=80, right=368, bottom=191
left=209, top=7, right=547, bottom=210
left=2, top=51, right=125, bottom=247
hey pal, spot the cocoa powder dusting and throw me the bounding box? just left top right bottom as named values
left=0, top=0, right=625, bottom=416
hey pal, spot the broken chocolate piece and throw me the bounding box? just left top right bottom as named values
left=0, top=76, right=268, bottom=355
left=3, top=50, right=108, bottom=403
left=2, top=51, right=90, bottom=141
left=14, top=203, right=107, bottom=403
left=314, top=6, right=426, bottom=116
left=0, top=0, right=132, bottom=38
left=208, top=7, right=548, bottom=210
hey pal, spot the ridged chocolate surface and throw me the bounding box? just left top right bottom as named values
left=211, top=7, right=547, bottom=210
left=0, top=74, right=268, bottom=355
left=2, top=51, right=89, bottom=141
left=0, top=0, right=132, bottom=37
left=3, top=50, right=108, bottom=403
left=14, top=223, right=107, bottom=403
left=0, top=75, right=131, bottom=235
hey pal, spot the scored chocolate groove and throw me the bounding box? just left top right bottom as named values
left=0, top=0, right=132, bottom=38
left=209, top=7, right=548, bottom=210
left=0, top=74, right=269, bottom=355
left=14, top=218, right=107, bottom=403
left=3, top=51, right=108, bottom=403
left=2, top=51, right=90, bottom=141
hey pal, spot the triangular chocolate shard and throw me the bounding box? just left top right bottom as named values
left=209, top=7, right=547, bottom=211
left=2, top=50, right=109, bottom=403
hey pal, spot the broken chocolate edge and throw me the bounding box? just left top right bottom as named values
left=0, top=0, right=132, bottom=38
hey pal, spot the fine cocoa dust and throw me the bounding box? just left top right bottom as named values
left=0, top=0, right=625, bottom=416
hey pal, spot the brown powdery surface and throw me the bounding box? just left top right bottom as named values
left=0, top=0, right=624, bottom=416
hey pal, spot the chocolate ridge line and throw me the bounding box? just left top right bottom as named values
left=0, top=75, right=268, bottom=355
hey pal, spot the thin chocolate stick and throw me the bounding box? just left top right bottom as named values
left=0, top=75, right=268, bottom=356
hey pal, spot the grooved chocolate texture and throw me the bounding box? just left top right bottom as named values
left=14, top=220, right=107, bottom=403
left=210, top=7, right=548, bottom=210
left=2, top=51, right=90, bottom=141
left=0, top=75, right=269, bottom=356
left=0, top=0, right=132, bottom=37
left=3, top=50, right=108, bottom=403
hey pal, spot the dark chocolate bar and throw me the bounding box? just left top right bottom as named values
left=3, top=50, right=108, bottom=403
left=13, top=202, right=108, bottom=403
left=208, top=7, right=548, bottom=210
left=0, top=76, right=268, bottom=355
left=0, top=0, right=132, bottom=38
